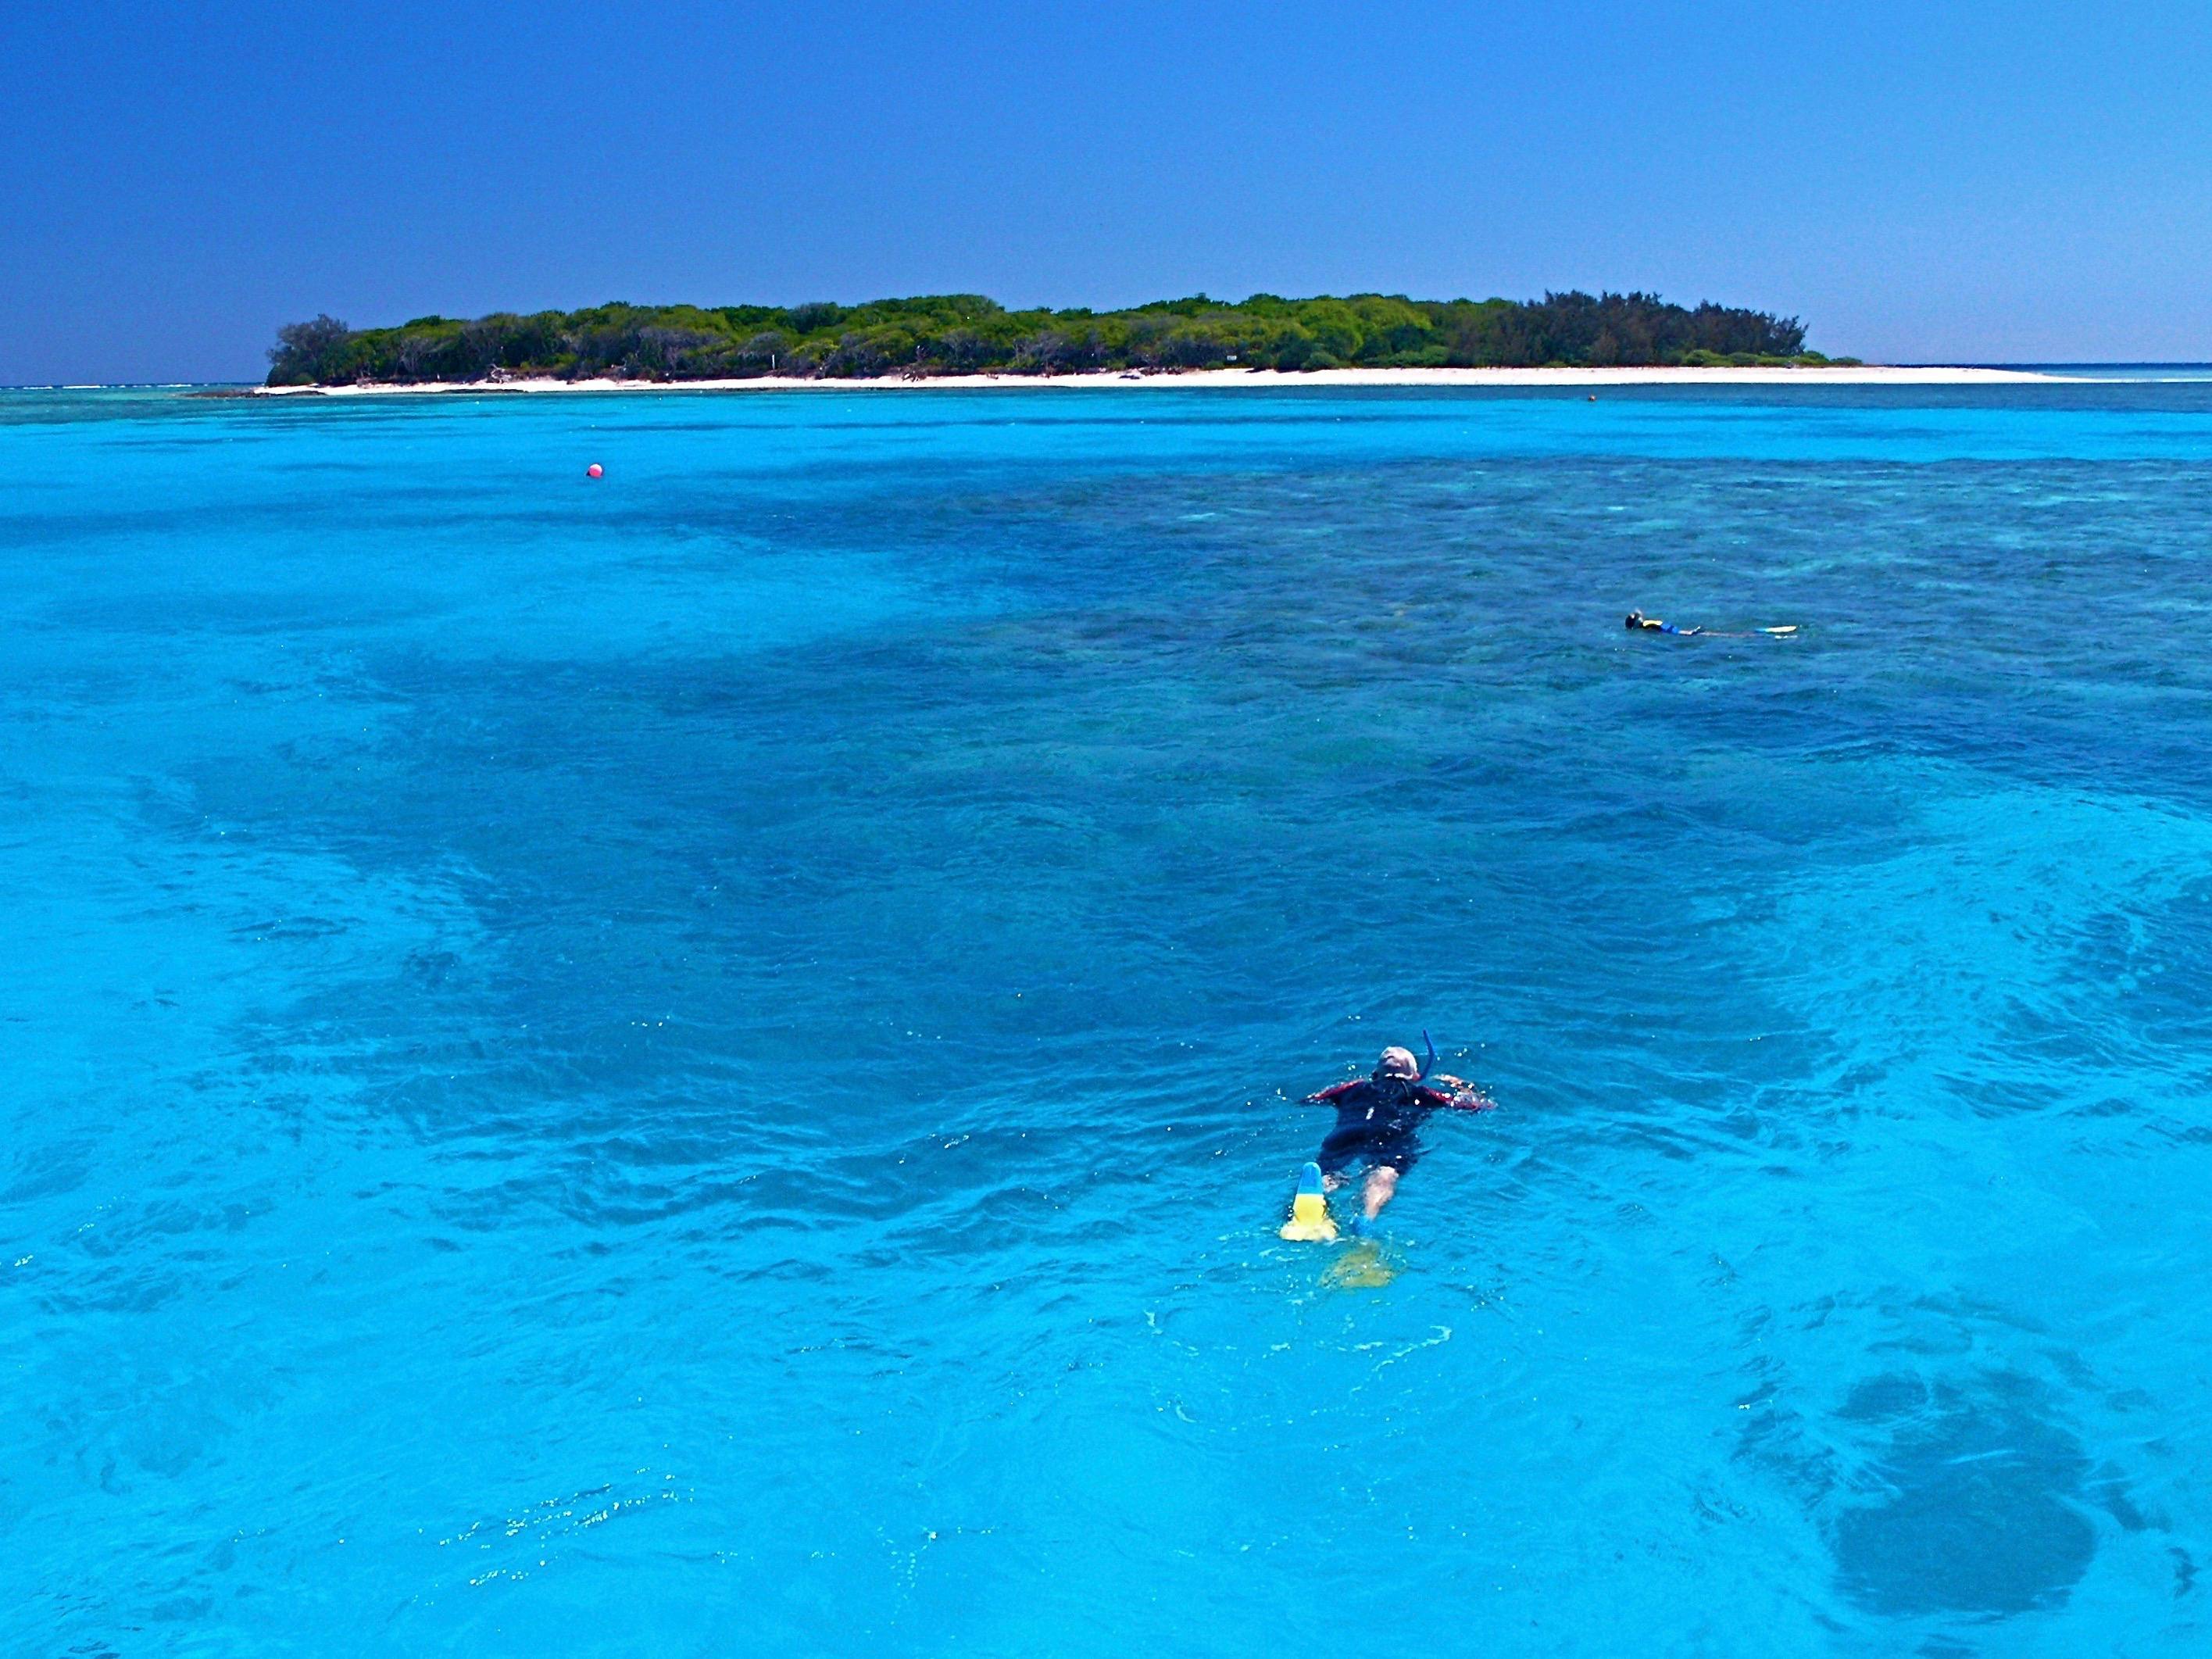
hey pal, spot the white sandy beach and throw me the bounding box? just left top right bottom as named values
left=256, top=363, right=2069, bottom=396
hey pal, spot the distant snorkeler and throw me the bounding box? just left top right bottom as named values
left=1626, top=609, right=1703, bottom=635
left=1299, top=1035, right=1495, bottom=1229
left=1626, top=609, right=1798, bottom=638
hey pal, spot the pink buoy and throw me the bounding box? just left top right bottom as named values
left=586, top=463, right=603, bottom=479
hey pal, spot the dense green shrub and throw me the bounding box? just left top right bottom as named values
left=266, top=291, right=1818, bottom=385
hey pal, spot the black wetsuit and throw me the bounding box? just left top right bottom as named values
left=1306, top=1076, right=1465, bottom=1177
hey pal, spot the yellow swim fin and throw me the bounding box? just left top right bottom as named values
left=1324, top=1238, right=1397, bottom=1289
left=1279, top=1161, right=1338, bottom=1242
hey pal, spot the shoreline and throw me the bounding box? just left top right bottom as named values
left=254, top=363, right=2072, bottom=397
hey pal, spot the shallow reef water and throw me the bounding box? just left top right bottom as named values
left=3, top=381, right=2211, bottom=1655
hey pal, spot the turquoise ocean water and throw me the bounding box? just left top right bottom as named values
left=5, top=382, right=2211, bottom=1656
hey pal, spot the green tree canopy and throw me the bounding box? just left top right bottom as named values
left=266, top=291, right=1817, bottom=384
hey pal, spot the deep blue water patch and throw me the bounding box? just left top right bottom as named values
left=1829, top=1371, right=2095, bottom=1618
left=4, top=383, right=2212, bottom=1657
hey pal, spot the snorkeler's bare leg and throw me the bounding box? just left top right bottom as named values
left=1363, top=1164, right=1399, bottom=1220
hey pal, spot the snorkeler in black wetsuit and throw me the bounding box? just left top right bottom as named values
left=1627, top=609, right=1798, bottom=638
left=1302, top=1039, right=1495, bottom=1225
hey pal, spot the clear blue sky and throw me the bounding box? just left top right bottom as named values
left=5, top=1, right=2209, bottom=381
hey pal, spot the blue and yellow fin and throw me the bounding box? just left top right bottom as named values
left=1278, top=1161, right=1338, bottom=1242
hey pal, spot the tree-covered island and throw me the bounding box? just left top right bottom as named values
left=266, top=291, right=1849, bottom=385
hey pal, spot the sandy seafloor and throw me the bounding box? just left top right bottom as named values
left=5, top=377, right=2212, bottom=1657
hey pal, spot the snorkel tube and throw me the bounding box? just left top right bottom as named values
left=1419, top=1029, right=1437, bottom=1081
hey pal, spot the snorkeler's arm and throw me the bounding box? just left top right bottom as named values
left=1422, top=1077, right=1497, bottom=1111
left=1303, top=1080, right=1360, bottom=1105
